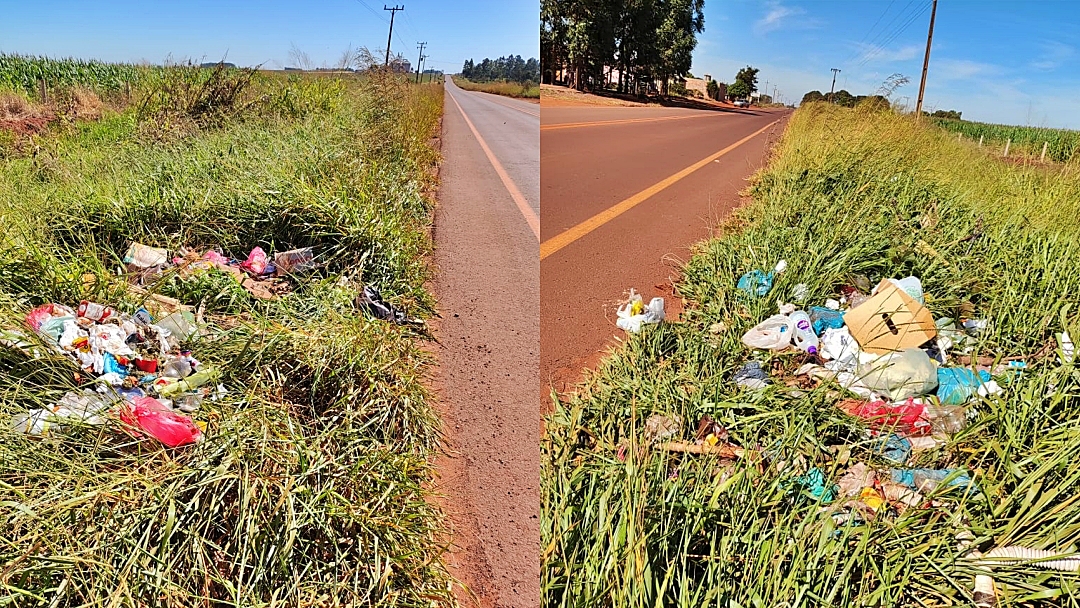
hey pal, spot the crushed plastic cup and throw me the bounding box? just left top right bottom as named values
left=155, top=311, right=198, bottom=341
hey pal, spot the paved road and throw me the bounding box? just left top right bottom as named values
left=540, top=104, right=789, bottom=405
left=433, top=77, right=539, bottom=608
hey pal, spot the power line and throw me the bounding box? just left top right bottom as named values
left=844, top=0, right=918, bottom=68
left=838, top=0, right=897, bottom=67
left=355, top=0, right=388, bottom=23
left=856, top=1, right=930, bottom=68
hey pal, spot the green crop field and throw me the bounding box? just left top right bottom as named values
left=932, top=116, right=1080, bottom=162
left=0, top=62, right=452, bottom=607
left=0, top=53, right=146, bottom=95
left=544, top=102, right=1080, bottom=607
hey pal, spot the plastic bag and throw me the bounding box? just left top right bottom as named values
left=241, top=247, right=270, bottom=275
left=741, top=314, right=792, bottom=350
left=837, top=397, right=930, bottom=435
left=936, top=367, right=990, bottom=405
left=856, top=348, right=938, bottom=401
left=616, top=290, right=665, bottom=333
left=809, top=306, right=845, bottom=335
left=121, top=396, right=203, bottom=447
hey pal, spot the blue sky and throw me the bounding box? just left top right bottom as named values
left=692, top=0, right=1080, bottom=128
left=0, top=0, right=538, bottom=75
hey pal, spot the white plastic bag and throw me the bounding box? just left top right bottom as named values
left=741, top=314, right=793, bottom=350
left=616, top=290, right=665, bottom=333
left=856, top=347, right=938, bottom=401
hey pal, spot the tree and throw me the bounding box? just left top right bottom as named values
left=727, top=79, right=750, bottom=99
left=734, top=66, right=759, bottom=94
left=801, top=90, right=825, bottom=104
left=831, top=89, right=856, bottom=107
left=931, top=109, right=962, bottom=120
left=706, top=79, right=720, bottom=100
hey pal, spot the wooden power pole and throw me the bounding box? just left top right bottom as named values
left=915, top=0, right=938, bottom=117
left=415, top=42, right=426, bottom=83
left=383, top=5, right=404, bottom=66
left=829, top=68, right=840, bottom=102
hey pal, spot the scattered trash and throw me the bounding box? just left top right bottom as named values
left=1059, top=331, right=1075, bottom=364
left=793, top=467, right=837, bottom=502
left=357, top=285, right=421, bottom=326
left=274, top=247, right=318, bottom=276
left=742, top=314, right=793, bottom=350
left=733, top=361, right=771, bottom=389
left=240, top=246, right=271, bottom=275
left=736, top=260, right=786, bottom=298
left=844, top=280, right=937, bottom=354
left=789, top=310, right=819, bottom=354
left=936, top=367, right=991, bottom=405
left=657, top=440, right=747, bottom=458
left=856, top=348, right=938, bottom=401
left=9, top=296, right=222, bottom=447
left=871, top=434, right=912, bottom=463
left=820, top=326, right=860, bottom=370
left=838, top=398, right=932, bottom=436
left=123, top=242, right=169, bottom=270
left=890, top=467, right=978, bottom=495
left=792, top=283, right=808, bottom=302
left=120, top=396, right=203, bottom=447
left=643, top=413, right=683, bottom=444
left=809, top=306, right=845, bottom=336
left=616, top=289, right=665, bottom=333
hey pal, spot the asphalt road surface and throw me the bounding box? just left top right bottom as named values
left=540, top=104, right=790, bottom=405
left=433, top=77, right=539, bottom=608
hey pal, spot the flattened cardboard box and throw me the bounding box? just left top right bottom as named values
left=843, top=280, right=937, bottom=354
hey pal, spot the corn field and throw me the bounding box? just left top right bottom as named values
left=0, top=53, right=143, bottom=96
left=932, top=117, right=1080, bottom=162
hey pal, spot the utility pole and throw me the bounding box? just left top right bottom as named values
left=915, top=0, right=938, bottom=117
left=420, top=55, right=427, bottom=82
left=829, top=68, right=840, bottom=102
left=415, top=42, right=426, bottom=83
left=383, top=5, right=404, bottom=66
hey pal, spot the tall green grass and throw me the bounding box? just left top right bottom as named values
left=0, top=70, right=452, bottom=607
left=932, top=116, right=1080, bottom=162
left=543, top=102, right=1080, bottom=606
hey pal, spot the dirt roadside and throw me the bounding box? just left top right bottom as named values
left=430, top=83, right=540, bottom=608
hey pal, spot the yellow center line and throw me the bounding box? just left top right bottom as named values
left=447, top=86, right=541, bottom=241
left=540, top=113, right=719, bottom=131
left=539, top=119, right=781, bottom=260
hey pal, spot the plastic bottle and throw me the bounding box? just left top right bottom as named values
left=789, top=310, right=819, bottom=355
left=161, top=357, right=192, bottom=379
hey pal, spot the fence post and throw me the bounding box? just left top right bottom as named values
left=1041, top=142, right=1048, bottom=163
left=958, top=133, right=962, bottom=142
left=1004, top=139, right=1011, bottom=157
left=38, top=79, right=47, bottom=104
left=978, top=135, right=983, bottom=147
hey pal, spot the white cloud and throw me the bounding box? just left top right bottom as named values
left=755, top=1, right=806, bottom=35
left=932, top=58, right=1003, bottom=82
left=1030, top=40, right=1075, bottom=71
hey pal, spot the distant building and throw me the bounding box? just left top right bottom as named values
left=390, top=58, right=411, bottom=73
left=201, top=62, right=237, bottom=69
left=684, top=77, right=708, bottom=97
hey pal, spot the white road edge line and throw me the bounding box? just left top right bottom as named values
left=446, top=86, right=541, bottom=241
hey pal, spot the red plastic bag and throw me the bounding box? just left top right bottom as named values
left=240, top=247, right=269, bottom=275
left=837, top=398, right=931, bottom=436
left=120, top=396, right=203, bottom=447
left=25, top=304, right=64, bottom=329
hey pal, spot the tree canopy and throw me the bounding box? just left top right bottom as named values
left=727, top=79, right=750, bottom=100
left=461, top=56, right=540, bottom=83
left=801, top=90, right=825, bottom=104
left=734, top=66, right=759, bottom=94
left=541, top=0, right=706, bottom=94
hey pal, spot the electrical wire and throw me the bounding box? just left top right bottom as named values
left=355, top=0, right=388, bottom=23
left=857, top=1, right=930, bottom=68
left=841, top=0, right=917, bottom=68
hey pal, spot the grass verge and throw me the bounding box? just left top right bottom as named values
left=453, top=77, right=539, bottom=99
left=542, top=102, right=1080, bottom=606
left=0, top=69, right=452, bottom=607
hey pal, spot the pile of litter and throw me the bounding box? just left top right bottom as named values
left=125, top=242, right=318, bottom=300
left=8, top=299, right=223, bottom=447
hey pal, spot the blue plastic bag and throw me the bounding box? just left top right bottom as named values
left=872, top=434, right=912, bottom=464
left=890, top=468, right=979, bottom=495
left=736, top=269, right=775, bottom=298
left=793, top=467, right=837, bottom=502
left=809, top=306, right=845, bottom=336
left=937, top=368, right=992, bottom=405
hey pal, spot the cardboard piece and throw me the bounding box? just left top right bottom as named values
left=843, top=280, right=937, bottom=354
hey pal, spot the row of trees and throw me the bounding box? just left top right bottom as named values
left=461, top=56, right=540, bottom=84
left=541, top=0, right=705, bottom=94
left=801, top=90, right=889, bottom=109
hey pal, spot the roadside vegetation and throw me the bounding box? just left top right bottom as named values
left=455, top=76, right=539, bottom=99
left=0, top=55, right=451, bottom=607
left=543, top=101, right=1080, bottom=606
left=457, top=55, right=540, bottom=99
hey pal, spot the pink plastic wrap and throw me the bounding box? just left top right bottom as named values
left=837, top=398, right=931, bottom=436
left=240, top=247, right=269, bottom=274
left=25, top=304, right=56, bottom=330
left=121, top=396, right=203, bottom=447
left=202, top=250, right=230, bottom=266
